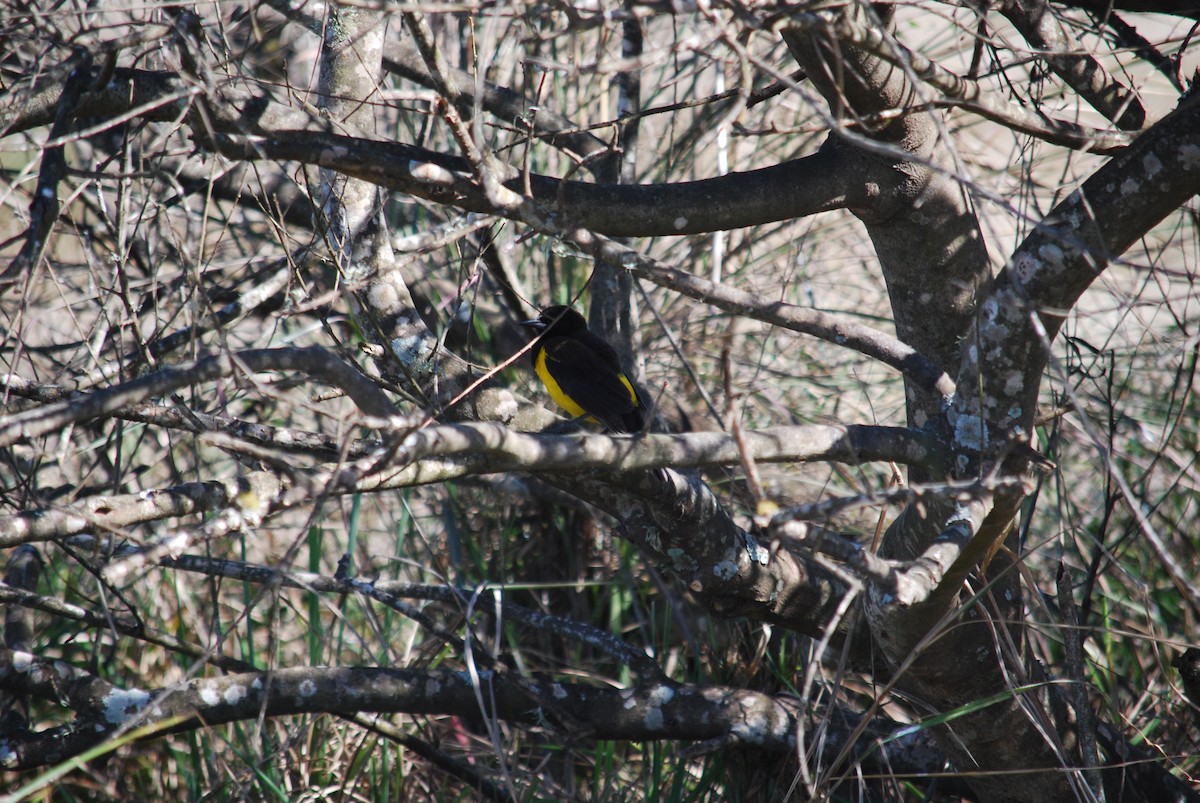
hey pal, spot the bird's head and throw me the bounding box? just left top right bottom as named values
left=521, top=305, right=587, bottom=336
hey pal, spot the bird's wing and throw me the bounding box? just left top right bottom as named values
left=541, top=338, right=641, bottom=432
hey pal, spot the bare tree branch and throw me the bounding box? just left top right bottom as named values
left=782, top=10, right=1133, bottom=153
left=0, top=423, right=936, bottom=546
left=999, top=0, right=1146, bottom=130
left=1, top=49, right=93, bottom=290
left=3, top=377, right=372, bottom=460
left=0, top=347, right=398, bottom=447
left=0, top=646, right=951, bottom=776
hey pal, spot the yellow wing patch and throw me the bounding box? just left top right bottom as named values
left=617, top=373, right=640, bottom=407
left=536, top=347, right=591, bottom=421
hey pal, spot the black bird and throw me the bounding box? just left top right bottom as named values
left=521, top=306, right=646, bottom=433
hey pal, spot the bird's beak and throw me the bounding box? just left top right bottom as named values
left=521, top=318, right=546, bottom=333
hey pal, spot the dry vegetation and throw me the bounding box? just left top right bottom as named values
left=1, top=1, right=1198, bottom=801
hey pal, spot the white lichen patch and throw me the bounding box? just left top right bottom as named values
left=492, top=389, right=519, bottom=421
left=713, top=560, right=738, bottom=580
left=199, top=683, right=222, bottom=706
left=408, top=161, right=456, bottom=184
left=953, top=414, right=988, bottom=450
left=1120, top=178, right=1140, bottom=196
left=673, top=216, right=688, bottom=230
left=1003, top=371, right=1024, bottom=397
left=552, top=683, right=568, bottom=700
left=424, top=677, right=442, bottom=696
left=947, top=502, right=974, bottom=525
left=1037, top=242, right=1065, bottom=269
left=731, top=711, right=769, bottom=744
left=667, top=547, right=698, bottom=573
left=648, top=685, right=675, bottom=706
left=224, top=685, right=247, bottom=706
left=390, top=333, right=429, bottom=366
left=981, top=296, right=999, bottom=323
left=643, top=526, right=662, bottom=552
left=297, top=679, right=318, bottom=699
left=744, top=538, right=769, bottom=565
left=1142, top=152, right=1163, bottom=178
left=1011, top=252, right=1039, bottom=284
left=368, top=281, right=400, bottom=311
left=104, top=687, right=150, bottom=725
left=641, top=685, right=675, bottom=731
left=1179, top=144, right=1200, bottom=170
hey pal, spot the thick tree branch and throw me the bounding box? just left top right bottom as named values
left=0, top=647, right=950, bottom=777
left=780, top=7, right=991, bottom=427
left=312, top=4, right=447, bottom=401
left=389, top=422, right=939, bottom=476
left=778, top=8, right=1077, bottom=799
left=770, top=480, right=1037, bottom=610
left=0, top=423, right=936, bottom=546
left=0, top=471, right=288, bottom=548
left=951, top=90, right=1200, bottom=462
left=0, top=67, right=855, bottom=235
left=556, top=467, right=854, bottom=642
left=209, top=127, right=955, bottom=393
left=211, top=127, right=854, bottom=236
